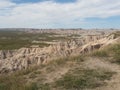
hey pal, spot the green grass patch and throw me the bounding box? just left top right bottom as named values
left=54, top=68, right=115, bottom=90
left=91, top=50, right=108, bottom=57
left=0, top=66, right=39, bottom=90
left=91, top=43, right=120, bottom=64
left=38, top=83, right=50, bottom=90
left=108, top=44, right=120, bottom=64
left=0, top=75, right=38, bottom=90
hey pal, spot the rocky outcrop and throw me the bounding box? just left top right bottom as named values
left=79, top=34, right=120, bottom=54
left=0, top=33, right=119, bottom=73
left=0, top=50, right=14, bottom=59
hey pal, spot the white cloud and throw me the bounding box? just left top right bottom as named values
left=0, top=0, right=15, bottom=8
left=0, top=0, right=120, bottom=28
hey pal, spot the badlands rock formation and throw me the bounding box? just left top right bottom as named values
left=0, top=32, right=119, bottom=73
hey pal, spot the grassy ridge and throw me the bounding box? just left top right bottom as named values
left=92, top=44, right=120, bottom=64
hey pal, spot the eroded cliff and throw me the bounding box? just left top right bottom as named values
left=0, top=33, right=119, bottom=73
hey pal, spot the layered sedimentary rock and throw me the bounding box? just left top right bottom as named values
left=0, top=33, right=119, bottom=73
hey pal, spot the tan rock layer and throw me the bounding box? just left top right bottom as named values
left=0, top=33, right=119, bottom=73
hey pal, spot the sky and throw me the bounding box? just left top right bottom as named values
left=0, top=0, right=120, bottom=29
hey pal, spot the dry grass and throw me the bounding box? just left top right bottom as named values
left=54, top=68, right=115, bottom=90
left=0, top=55, right=85, bottom=90
left=91, top=43, right=120, bottom=64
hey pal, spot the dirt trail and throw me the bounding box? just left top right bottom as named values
left=37, top=61, right=77, bottom=83
left=28, top=57, right=120, bottom=90
left=44, top=67, right=70, bottom=83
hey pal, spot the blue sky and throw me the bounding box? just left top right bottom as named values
left=0, top=0, right=120, bottom=29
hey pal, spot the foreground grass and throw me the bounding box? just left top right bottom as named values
left=54, top=68, right=115, bottom=90
left=0, top=49, right=116, bottom=90
left=0, top=55, right=84, bottom=90
left=0, top=31, right=119, bottom=90
left=0, top=79, right=38, bottom=90
left=0, top=66, right=39, bottom=90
